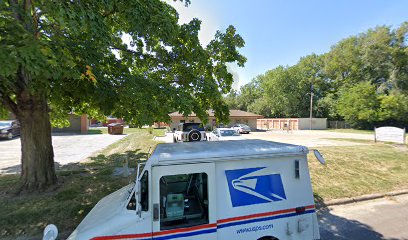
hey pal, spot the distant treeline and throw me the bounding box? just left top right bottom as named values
left=225, top=22, right=408, bottom=129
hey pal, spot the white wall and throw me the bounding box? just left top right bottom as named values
left=298, top=118, right=327, bottom=130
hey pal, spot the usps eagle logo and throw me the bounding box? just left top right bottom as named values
left=225, top=167, right=286, bottom=207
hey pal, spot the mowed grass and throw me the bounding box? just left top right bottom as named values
left=310, top=142, right=408, bottom=202
left=1, top=128, right=408, bottom=239
left=0, top=128, right=165, bottom=240
left=327, top=128, right=374, bottom=134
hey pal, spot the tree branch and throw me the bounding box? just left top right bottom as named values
left=8, top=0, right=23, bottom=23
left=109, top=47, right=141, bottom=56
left=0, top=93, right=18, bottom=115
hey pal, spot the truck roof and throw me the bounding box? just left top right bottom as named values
left=148, top=140, right=308, bottom=166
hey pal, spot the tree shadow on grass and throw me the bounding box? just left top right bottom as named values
left=86, top=149, right=147, bottom=168
left=0, top=149, right=151, bottom=239
left=315, top=194, right=400, bottom=240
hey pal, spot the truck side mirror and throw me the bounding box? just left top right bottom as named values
left=313, top=150, right=326, bottom=165
left=43, top=224, right=58, bottom=240
left=136, top=202, right=142, bottom=217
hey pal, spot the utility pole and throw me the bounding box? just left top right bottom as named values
left=309, top=92, right=314, bottom=130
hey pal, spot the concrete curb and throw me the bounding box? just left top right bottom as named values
left=323, top=189, right=408, bottom=206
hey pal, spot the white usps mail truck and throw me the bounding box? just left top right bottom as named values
left=55, top=140, right=321, bottom=240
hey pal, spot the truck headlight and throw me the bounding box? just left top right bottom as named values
left=1, top=130, right=7, bottom=133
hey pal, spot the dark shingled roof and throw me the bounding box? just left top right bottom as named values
left=169, top=109, right=263, bottom=118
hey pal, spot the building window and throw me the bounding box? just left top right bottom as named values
left=160, top=173, right=209, bottom=230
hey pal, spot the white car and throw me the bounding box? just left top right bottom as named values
left=207, top=128, right=245, bottom=141
left=232, top=124, right=251, bottom=134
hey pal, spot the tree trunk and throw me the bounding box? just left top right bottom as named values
left=17, top=93, right=57, bottom=191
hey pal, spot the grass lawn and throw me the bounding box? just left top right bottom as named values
left=1, top=129, right=407, bottom=239
left=326, top=128, right=374, bottom=134
left=310, top=142, right=408, bottom=202
left=0, top=128, right=165, bottom=240
left=86, top=127, right=160, bottom=135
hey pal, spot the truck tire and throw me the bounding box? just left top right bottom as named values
left=188, top=129, right=201, bottom=142
left=173, top=136, right=177, bottom=143
left=257, top=237, right=278, bottom=240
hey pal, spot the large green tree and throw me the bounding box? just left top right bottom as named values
left=0, top=0, right=246, bottom=191
left=234, top=22, right=408, bottom=128
left=337, top=81, right=379, bottom=128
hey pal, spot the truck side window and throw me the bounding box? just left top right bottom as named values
left=127, top=171, right=148, bottom=211
left=140, top=171, right=148, bottom=211
left=159, top=173, right=209, bottom=230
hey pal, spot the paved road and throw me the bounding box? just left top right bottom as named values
left=156, top=130, right=374, bottom=147
left=318, top=194, right=408, bottom=240
left=245, top=130, right=373, bottom=147
left=0, top=133, right=126, bottom=174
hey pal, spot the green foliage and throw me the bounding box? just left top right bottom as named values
left=224, top=90, right=239, bottom=110
left=378, top=93, right=408, bottom=122
left=0, top=0, right=246, bottom=126
left=238, top=54, right=328, bottom=118
left=238, top=78, right=262, bottom=111
left=0, top=106, right=9, bottom=119
left=337, top=82, right=379, bottom=128
left=228, top=22, right=408, bottom=129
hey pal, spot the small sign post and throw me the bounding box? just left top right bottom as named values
left=374, top=126, right=406, bottom=144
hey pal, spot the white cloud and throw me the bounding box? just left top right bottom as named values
left=167, top=0, right=220, bottom=46
left=167, top=1, right=246, bottom=88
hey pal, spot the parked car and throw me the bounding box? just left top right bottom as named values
left=207, top=128, right=245, bottom=141
left=46, top=140, right=323, bottom=240
left=0, top=120, right=20, bottom=140
left=232, top=123, right=251, bottom=134
left=173, top=123, right=206, bottom=142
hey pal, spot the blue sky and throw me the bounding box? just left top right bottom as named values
left=169, top=0, right=408, bottom=88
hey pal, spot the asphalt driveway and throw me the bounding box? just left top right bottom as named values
left=0, top=133, right=126, bottom=174
left=319, top=194, right=408, bottom=239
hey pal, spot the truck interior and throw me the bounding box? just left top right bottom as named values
left=160, top=173, right=209, bottom=230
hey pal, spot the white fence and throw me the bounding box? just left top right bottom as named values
left=374, top=126, right=406, bottom=144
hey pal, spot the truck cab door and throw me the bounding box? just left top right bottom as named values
left=152, top=163, right=217, bottom=240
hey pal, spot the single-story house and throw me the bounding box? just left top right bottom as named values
left=256, top=118, right=327, bottom=130
left=169, top=109, right=264, bottom=130
left=5, top=112, right=89, bottom=133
